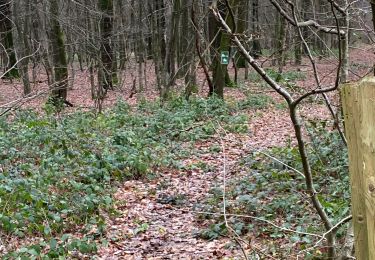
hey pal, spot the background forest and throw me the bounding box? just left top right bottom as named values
left=0, top=0, right=375, bottom=259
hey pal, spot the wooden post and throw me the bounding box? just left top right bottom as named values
left=342, top=78, right=375, bottom=260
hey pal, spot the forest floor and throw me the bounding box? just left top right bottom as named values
left=1, top=45, right=374, bottom=259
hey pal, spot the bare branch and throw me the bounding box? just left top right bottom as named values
left=327, top=0, right=347, bottom=16
left=269, top=0, right=345, bottom=35
left=0, top=42, right=41, bottom=80
left=292, top=2, right=344, bottom=106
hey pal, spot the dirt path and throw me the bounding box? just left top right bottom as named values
left=98, top=147, right=245, bottom=259
left=95, top=100, right=334, bottom=259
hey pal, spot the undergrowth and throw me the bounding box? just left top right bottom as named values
left=198, top=121, right=349, bottom=258
left=238, top=93, right=274, bottom=110
left=0, top=96, right=248, bottom=258
left=248, top=69, right=306, bottom=84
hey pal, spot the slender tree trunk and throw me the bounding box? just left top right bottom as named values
left=301, top=0, right=309, bottom=54
left=0, top=0, right=19, bottom=78
left=211, top=0, right=236, bottom=98
left=164, top=0, right=178, bottom=90
left=151, top=0, right=166, bottom=94
left=48, top=0, right=68, bottom=104
left=118, top=0, right=127, bottom=71
left=178, top=0, right=191, bottom=77
left=208, top=6, right=220, bottom=66
left=136, top=0, right=145, bottom=92
left=294, top=31, right=302, bottom=65
left=98, top=0, right=114, bottom=93
left=251, top=0, right=262, bottom=59
left=294, top=0, right=302, bottom=65
left=277, top=16, right=287, bottom=74
left=30, top=1, right=42, bottom=87
left=192, top=0, right=213, bottom=94
left=235, top=0, right=248, bottom=68
left=340, top=0, right=349, bottom=83
left=182, top=0, right=197, bottom=99
left=13, top=0, right=31, bottom=95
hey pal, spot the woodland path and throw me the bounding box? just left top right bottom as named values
left=98, top=134, right=248, bottom=259
left=97, top=105, right=328, bottom=259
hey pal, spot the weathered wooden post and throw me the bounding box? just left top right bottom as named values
left=342, top=78, right=375, bottom=259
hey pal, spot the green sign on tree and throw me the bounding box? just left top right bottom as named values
left=221, top=51, right=229, bottom=65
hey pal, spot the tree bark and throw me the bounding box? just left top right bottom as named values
left=251, top=0, right=262, bottom=59
left=339, top=0, right=349, bottom=83
left=13, top=0, right=31, bottom=95
left=235, top=0, right=248, bottom=68
left=98, top=0, right=115, bottom=93
left=182, top=0, right=197, bottom=99
left=48, top=0, right=68, bottom=104
left=277, top=15, right=287, bottom=74
left=211, top=0, right=236, bottom=98
left=0, top=0, right=19, bottom=78
left=136, top=0, right=146, bottom=92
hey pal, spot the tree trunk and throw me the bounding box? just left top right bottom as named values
left=277, top=15, right=287, bottom=75
left=13, top=0, right=31, bottom=95
left=340, top=0, right=349, bottom=83
left=182, top=0, right=197, bottom=99
left=294, top=30, right=302, bottom=65
left=235, top=0, right=248, bottom=68
left=136, top=0, right=146, bottom=92
left=211, top=0, right=236, bottom=98
left=301, top=0, right=310, bottom=54
left=98, top=0, right=115, bottom=93
left=48, top=0, right=68, bottom=104
left=179, top=0, right=196, bottom=80
left=251, top=0, right=262, bottom=59
left=164, top=0, right=178, bottom=89
left=0, top=0, right=19, bottom=78
left=294, top=0, right=302, bottom=65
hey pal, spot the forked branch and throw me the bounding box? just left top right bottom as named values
left=211, top=3, right=337, bottom=258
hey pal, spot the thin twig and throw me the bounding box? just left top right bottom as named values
left=176, top=208, right=324, bottom=239
left=215, top=120, right=249, bottom=260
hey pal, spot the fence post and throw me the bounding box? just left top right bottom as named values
left=342, top=78, right=375, bottom=260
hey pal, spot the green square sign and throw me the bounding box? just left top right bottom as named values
left=221, top=51, right=229, bottom=65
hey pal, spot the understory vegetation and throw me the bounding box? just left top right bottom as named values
left=0, top=96, right=250, bottom=258
left=198, top=121, right=349, bottom=258
left=1, top=0, right=374, bottom=257
left=0, top=70, right=352, bottom=258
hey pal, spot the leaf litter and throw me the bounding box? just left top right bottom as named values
left=0, top=45, right=373, bottom=259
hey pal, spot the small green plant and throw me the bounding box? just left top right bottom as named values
left=134, top=223, right=149, bottom=235
left=264, top=68, right=306, bottom=83
left=226, top=80, right=237, bottom=88
left=275, top=101, right=288, bottom=110
left=238, top=94, right=274, bottom=110
left=0, top=95, right=249, bottom=255
left=246, top=71, right=262, bottom=83
left=3, top=233, right=100, bottom=258
left=198, top=120, right=349, bottom=255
